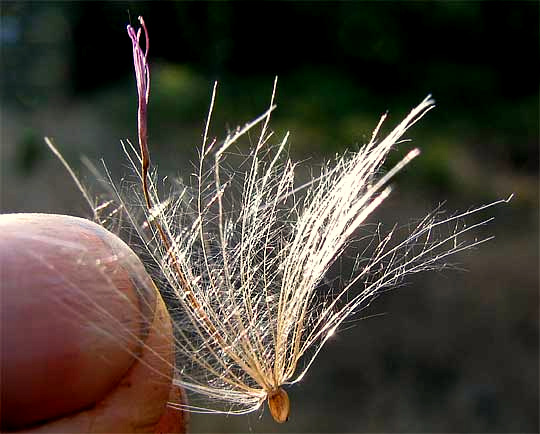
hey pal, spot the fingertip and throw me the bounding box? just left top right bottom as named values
left=1, top=214, right=187, bottom=433
left=154, top=386, right=190, bottom=434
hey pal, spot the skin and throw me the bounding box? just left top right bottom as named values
left=0, top=214, right=188, bottom=433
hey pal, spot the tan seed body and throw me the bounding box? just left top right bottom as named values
left=267, top=388, right=290, bottom=423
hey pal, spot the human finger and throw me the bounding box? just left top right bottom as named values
left=0, top=213, right=186, bottom=433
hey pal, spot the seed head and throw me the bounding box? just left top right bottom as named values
left=111, top=17, right=511, bottom=422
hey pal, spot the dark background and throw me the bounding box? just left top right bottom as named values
left=1, top=1, right=538, bottom=433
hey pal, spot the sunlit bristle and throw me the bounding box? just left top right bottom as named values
left=113, top=78, right=509, bottom=418
left=47, top=17, right=509, bottom=422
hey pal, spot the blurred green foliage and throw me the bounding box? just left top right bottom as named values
left=15, top=128, right=44, bottom=173
left=3, top=1, right=537, bottom=202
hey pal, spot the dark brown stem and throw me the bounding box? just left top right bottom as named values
left=128, top=16, right=225, bottom=347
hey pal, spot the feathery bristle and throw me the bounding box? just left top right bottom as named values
left=71, top=17, right=512, bottom=422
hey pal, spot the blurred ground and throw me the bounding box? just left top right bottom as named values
left=1, top=2, right=538, bottom=433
